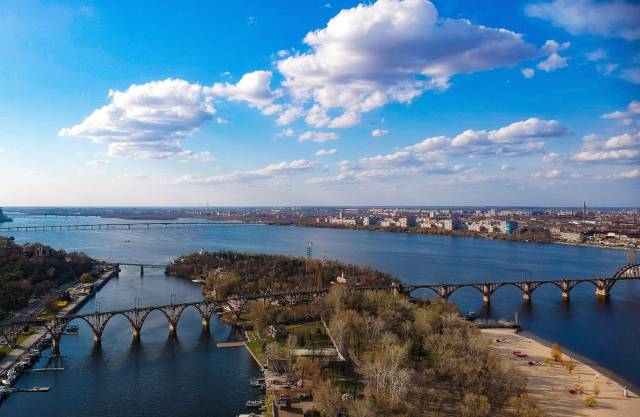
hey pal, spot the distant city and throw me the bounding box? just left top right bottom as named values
left=5, top=204, right=639, bottom=250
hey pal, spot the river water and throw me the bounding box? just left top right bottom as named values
left=1, top=216, right=638, bottom=416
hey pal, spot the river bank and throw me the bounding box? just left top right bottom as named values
left=482, top=328, right=639, bottom=417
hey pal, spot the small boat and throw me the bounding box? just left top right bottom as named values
left=124, top=239, right=131, bottom=243
left=245, top=399, right=264, bottom=408
left=64, top=324, right=80, bottom=335
left=464, top=310, right=479, bottom=320
left=1, top=369, right=18, bottom=386
left=249, top=377, right=265, bottom=387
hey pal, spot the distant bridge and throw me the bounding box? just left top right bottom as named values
left=0, top=221, right=250, bottom=232
left=0, top=264, right=637, bottom=354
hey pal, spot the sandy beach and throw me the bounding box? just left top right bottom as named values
left=482, top=329, right=639, bottom=417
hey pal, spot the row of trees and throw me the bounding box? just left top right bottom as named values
left=0, top=239, right=94, bottom=314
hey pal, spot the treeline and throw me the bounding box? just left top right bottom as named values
left=311, top=287, right=545, bottom=417
left=166, top=251, right=396, bottom=297
left=0, top=238, right=94, bottom=314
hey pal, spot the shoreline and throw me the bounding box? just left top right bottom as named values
left=483, top=328, right=639, bottom=417
left=518, top=329, right=640, bottom=395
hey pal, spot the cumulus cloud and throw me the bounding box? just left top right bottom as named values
left=601, top=100, right=640, bottom=120
left=570, top=131, right=640, bottom=162
left=522, top=68, right=535, bottom=78
left=177, top=159, right=318, bottom=184
left=619, top=168, right=640, bottom=178
left=309, top=118, right=569, bottom=183
left=620, top=68, right=640, bottom=85
left=277, top=0, right=536, bottom=128
left=315, top=149, right=337, bottom=156
left=371, top=129, right=389, bottom=137
left=207, top=70, right=281, bottom=115
left=278, top=128, right=295, bottom=138
left=537, top=40, right=570, bottom=72
left=59, top=79, right=215, bottom=159
left=525, top=0, right=640, bottom=40
left=276, top=106, right=304, bottom=125
left=500, top=164, right=515, bottom=171
left=543, top=152, right=559, bottom=163
left=298, top=131, right=339, bottom=143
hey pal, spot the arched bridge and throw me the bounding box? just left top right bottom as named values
left=0, top=264, right=637, bottom=354
left=400, top=263, right=640, bottom=303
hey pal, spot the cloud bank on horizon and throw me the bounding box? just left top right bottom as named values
left=1, top=0, right=638, bottom=206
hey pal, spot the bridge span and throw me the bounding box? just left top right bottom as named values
left=0, top=264, right=637, bottom=354
left=0, top=221, right=251, bottom=233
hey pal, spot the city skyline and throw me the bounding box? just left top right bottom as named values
left=1, top=0, right=639, bottom=206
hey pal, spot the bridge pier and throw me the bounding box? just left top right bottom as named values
left=482, top=284, right=491, bottom=304
left=140, top=266, right=144, bottom=277
left=132, top=326, right=141, bottom=340
left=201, top=318, right=210, bottom=330
left=595, top=287, right=608, bottom=297
left=561, top=280, right=570, bottom=300
left=51, top=335, right=62, bottom=355
left=168, top=321, right=178, bottom=336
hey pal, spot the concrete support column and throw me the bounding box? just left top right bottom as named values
left=140, top=266, right=144, bottom=277
left=439, top=286, right=448, bottom=300
left=51, top=335, right=61, bottom=355
left=93, top=332, right=102, bottom=346
left=201, top=318, right=210, bottom=330
left=482, top=284, right=491, bottom=304
left=132, top=326, right=141, bottom=340
left=522, top=283, right=531, bottom=303
left=168, top=321, right=177, bottom=336
left=595, top=287, right=608, bottom=297
left=561, top=281, right=570, bottom=300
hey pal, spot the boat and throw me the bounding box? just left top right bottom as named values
left=245, top=399, right=264, bottom=408
left=1, top=369, right=18, bottom=386
left=64, top=324, right=80, bottom=335
left=124, top=239, right=131, bottom=243
left=249, top=377, right=265, bottom=387
left=464, top=310, right=479, bottom=320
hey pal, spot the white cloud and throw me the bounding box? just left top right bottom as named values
left=371, top=129, right=389, bottom=137
left=525, top=0, right=640, bottom=40
left=620, top=168, right=640, bottom=178
left=543, top=152, right=559, bottom=163
left=177, top=159, right=318, bottom=184
left=500, top=164, right=515, bottom=171
left=278, top=128, right=295, bottom=138
left=586, top=48, right=607, bottom=61
left=276, top=106, right=304, bottom=125
left=216, top=117, right=228, bottom=124
left=537, top=40, right=570, bottom=72
left=310, top=118, right=569, bottom=183
left=315, top=149, right=337, bottom=156
left=298, top=131, right=339, bottom=143
left=277, top=0, right=535, bottom=128
left=207, top=70, right=281, bottom=115
left=533, top=169, right=561, bottom=178
left=601, top=100, right=640, bottom=120
left=522, top=68, right=535, bottom=78
left=570, top=130, right=640, bottom=163
left=59, top=79, right=215, bottom=159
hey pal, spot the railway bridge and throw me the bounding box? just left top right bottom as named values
left=0, top=264, right=637, bottom=354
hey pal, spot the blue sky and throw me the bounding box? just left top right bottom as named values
left=0, top=0, right=638, bottom=206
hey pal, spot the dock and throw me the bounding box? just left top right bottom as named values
left=216, top=341, right=246, bottom=348
left=27, top=367, right=64, bottom=372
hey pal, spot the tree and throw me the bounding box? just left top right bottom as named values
left=313, top=380, right=342, bottom=417
left=80, top=273, right=93, bottom=284
left=347, top=398, right=374, bottom=417
left=564, top=356, right=576, bottom=373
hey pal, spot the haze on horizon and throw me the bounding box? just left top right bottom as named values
left=0, top=0, right=638, bottom=207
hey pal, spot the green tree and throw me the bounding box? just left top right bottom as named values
left=80, top=273, right=93, bottom=284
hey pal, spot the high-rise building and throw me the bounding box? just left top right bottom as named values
left=583, top=201, right=587, bottom=217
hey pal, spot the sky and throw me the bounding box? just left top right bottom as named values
left=0, top=0, right=639, bottom=207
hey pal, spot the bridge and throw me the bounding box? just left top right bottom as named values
left=0, top=221, right=250, bottom=232
left=0, top=264, right=637, bottom=354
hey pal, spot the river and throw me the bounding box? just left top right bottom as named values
left=1, top=216, right=638, bottom=416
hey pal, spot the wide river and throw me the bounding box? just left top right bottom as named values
left=1, top=216, right=638, bottom=416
